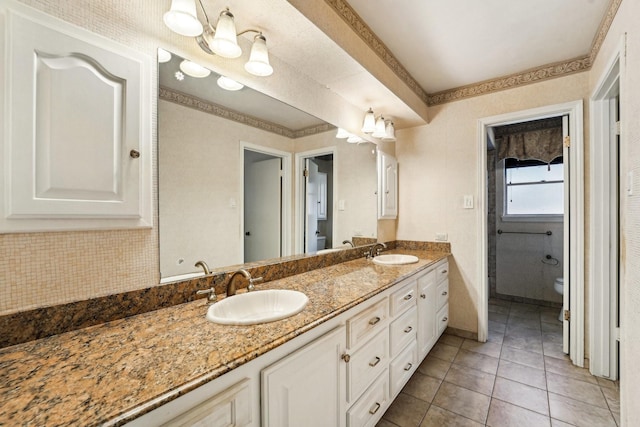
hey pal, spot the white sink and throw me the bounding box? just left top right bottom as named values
left=206, top=289, right=308, bottom=325
left=372, top=254, right=419, bottom=266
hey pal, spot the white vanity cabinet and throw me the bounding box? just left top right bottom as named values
left=0, top=2, right=152, bottom=232
left=417, top=269, right=438, bottom=359
left=376, top=151, right=398, bottom=219
left=435, top=261, right=450, bottom=335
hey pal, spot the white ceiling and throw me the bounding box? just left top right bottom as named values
left=344, top=0, right=611, bottom=93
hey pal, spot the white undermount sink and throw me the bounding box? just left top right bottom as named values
left=206, top=289, right=308, bottom=325
left=372, top=254, right=420, bottom=266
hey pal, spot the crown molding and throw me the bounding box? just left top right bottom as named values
left=159, top=86, right=333, bottom=138
left=333, top=0, right=622, bottom=106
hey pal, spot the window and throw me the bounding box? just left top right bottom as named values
left=504, top=158, right=564, bottom=216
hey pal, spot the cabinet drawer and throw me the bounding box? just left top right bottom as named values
left=347, top=329, right=389, bottom=403
left=162, top=378, right=251, bottom=427
left=389, top=306, right=417, bottom=358
left=347, top=298, right=389, bottom=350
left=390, top=341, right=418, bottom=398
left=437, top=304, right=449, bottom=336
left=390, top=281, right=417, bottom=317
left=436, top=261, right=449, bottom=284
left=436, top=278, right=449, bottom=310
left=347, top=370, right=389, bottom=427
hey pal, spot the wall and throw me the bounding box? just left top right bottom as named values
left=589, top=0, right=640, bottom=424
left=396, top=72, right=589, bottom=333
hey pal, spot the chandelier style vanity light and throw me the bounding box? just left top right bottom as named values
left=163, top=0, right=274, bottom=77
left=361, top=108, right=396, bottom=141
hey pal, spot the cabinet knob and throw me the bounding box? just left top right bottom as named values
left=341, top=353, right=351, bottom=363
left=404, top=363, right=413, bottom=371
left=129, top=149, right=140, bottom=159
left=404, top=294, right=413, bottom=301
left=369, top=356, right=381, bottom=367
left=420, top=294, right=426, bottom=299
left=404, top=326, right=413, bottom=333
left=442, top=291, right=448, bottom=296
left=441, top=269, right=448, bottom=274
left=442, top=316, right=448, bottom=322
left=369, top=316, right=381, bottom=325
left=369, top=402, right=381, bottom=415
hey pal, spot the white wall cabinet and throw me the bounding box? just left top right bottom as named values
left=0, top=2, right=152, bottom=232
left=377, top=151, right=398, bottom=219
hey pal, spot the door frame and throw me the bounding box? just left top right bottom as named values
left=240, top=141, right=292, bottom=261
left=477, top=100, right=585, bottom=367
left=294, top=147, right=337, bottom=254
left=589, top=35, right=625, bottom=379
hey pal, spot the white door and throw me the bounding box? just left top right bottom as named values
left=305, top=159, right=319, bottom=253
left=245, top=156, right=281, bottom=262
left=562, top=115, right=570, bottom=354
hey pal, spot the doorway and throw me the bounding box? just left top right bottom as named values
left=478, top=101, right=585, bottom=367
left=241, top=142, right=291, bottom=263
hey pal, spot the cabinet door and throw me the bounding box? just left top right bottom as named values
left=262, top=326, right=346, bottom=427
left=377, top=151, right=398, bottom=219
left=417, top=270, right=437, bottom=359
left=0, top=4, right=152, bottom=232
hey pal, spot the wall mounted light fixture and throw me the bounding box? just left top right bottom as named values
left=361, top=108, right=396, bottom=141
left=164, top=0, right=273, bottom=77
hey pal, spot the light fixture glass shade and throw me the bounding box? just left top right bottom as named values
left=362, top=108, right=376, bottom=133
left=245, top=34, right=273, bottom=76
left=382, top=121, right=396, bottom=141
left=217, top=75, right=244, bottom=91
left=179, top=60, right=211, bottom=78
left=157, top=48, right=172, bottom=63
left=163, top=0, right=203, bottom=37
left=210, top=10, right=242, bottom=58
left=336, top=128, right=350, bottom=139
left=372, top=116, right=387, bottom=138
left=347, top=135, right=363, bottom=144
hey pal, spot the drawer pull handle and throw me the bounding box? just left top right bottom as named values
left=342, top=353, right=351, bottom=363
left=420, top=293, right=426, bottom=299
left=369, top=356, right=381, bottom=367
left=369, top=402, right=381, bottom=415
left=404, top=363, right=413, bottom=371
left=404, top=294, right=413, bottom=301
left=441, top=269, right=448, bottom=274
left=442, top=316, right=448, bottom=322
left=404, top=326, right=413, bottom=333
left=369, top=316, right=381, bottom=325
left=442, top=291, right=448, bottom=296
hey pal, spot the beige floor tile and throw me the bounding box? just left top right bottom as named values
left=444, top=364, right=496, bottom=396
left=544, top=356, right=598, bottom=384
left=376, top=419, right=399, bottom=427
left=542, top=341, right=567, bottom=360
left=542, top=331, right=564, bottom=345
left=548, top=392, right=616, bottom=427
left=402, top=371, right=442, bottom=403
left=461, top=339, right=503, bottom=358
left=419, top=405, right=483, bottom=427
left=488, top=304, right=510, bottom=315
left=487, top=398, right=551, bottom=427
left=497, top=359, right=547, bottom=390
left=454, top=349, right=499, bottom=375
left=510, top=302, right=541, bottom=313
left=432, top=382, right=491, bottom=424
left=541, top=321, right=563, bottom=334
left=597, top=377, right=619, bottom=390
left=488, top=320, right=506, bottom=334
left=488, top=298, right=512, bottom=308
left=489, top=312, right=508, bottom=324
left=506, top=323, right=543, bottom=337
left=418, top=355, right=451, bottom=380
left=601, top=386, right=620, bottom=415
left=438, top=334, right=465, bottom=348
left=492, top=377, right=549, bottom=415
left=550, top=419, right=575, bottom=427
left=540, top=309, right=562, bottom=324
left=382, top=392, right=430, bottom=427
left=487, top=329, right=505, bottom=344
left=501, top=346, right=545, bottom=370
left=546, top=374, right=607, bottom=408
left=429, top=342, right=460, bottom=362
left=508, top=310, right=541, bottom=322
left=503, top=333, right=543, bottom=354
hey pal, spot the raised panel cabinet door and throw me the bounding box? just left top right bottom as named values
left=417, top=271, right=437, bottom=359
left=0, top=3, right=152, bottom=232
left=262, top=326, right=346, bottom=427
left=377, top=151, right=398, bottom=219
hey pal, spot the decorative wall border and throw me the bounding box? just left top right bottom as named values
left=159, top=86, right=333, bottom=138
left=330, top=0, right=622, bottom=106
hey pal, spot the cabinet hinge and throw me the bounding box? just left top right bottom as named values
left=615, top=121, right=621, bottom=136
left=303, top=168, right=309, bottom=177
left=563, top=135, right=571, bottom=148
left=564, top=310, right=571, bottom=321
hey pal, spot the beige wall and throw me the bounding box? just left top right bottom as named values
left=590, top=0, right=640, bottom=424
left=396, top=73, right=590, bottom=333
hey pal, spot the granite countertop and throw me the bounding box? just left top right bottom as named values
left=0, top=250, right=449, bottom=426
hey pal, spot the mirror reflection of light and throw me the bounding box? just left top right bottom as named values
left=217, top=76, right=245, bottom=91
left=174, top=71, right=185, bottom=81
left=158, top=48, right=172, bottom=63
left=179, top=60, right=211, bottom=78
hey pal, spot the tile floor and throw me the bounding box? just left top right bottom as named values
left=377, top=299, right=620, bottom=427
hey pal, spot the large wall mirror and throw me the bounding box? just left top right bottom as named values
left=158, top=50, right=378, bottom=280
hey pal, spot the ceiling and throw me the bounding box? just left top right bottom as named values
left=168, top=0, right=612, bottom=131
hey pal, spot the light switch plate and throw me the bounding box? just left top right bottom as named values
left=435, top=233, right=448, bottom=241
left=463, top=195, right=474, bottom=209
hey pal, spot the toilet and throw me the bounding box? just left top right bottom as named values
left=553, top=277, right=564, bottom=321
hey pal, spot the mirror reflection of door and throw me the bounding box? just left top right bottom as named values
left=305, top=159, right=319, bottom=253
left=302, top=154, right=334, bottom=253
left=244, top=150, right=282, bottom=262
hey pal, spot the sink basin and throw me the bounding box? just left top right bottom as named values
left=206, top=289, right=308, bottom=325
left=372, top=254, right=419, bottom=266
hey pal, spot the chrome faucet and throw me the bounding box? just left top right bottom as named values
left=342, top=240, right=355, bottom=247
left=227, top=269, right=263, bottom=296
left=195, top=260, right=211, bottom=275
left=367, top=242, right=387, bottom=259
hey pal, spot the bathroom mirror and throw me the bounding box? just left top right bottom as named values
left=158, top=50, right=378, bottom=280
